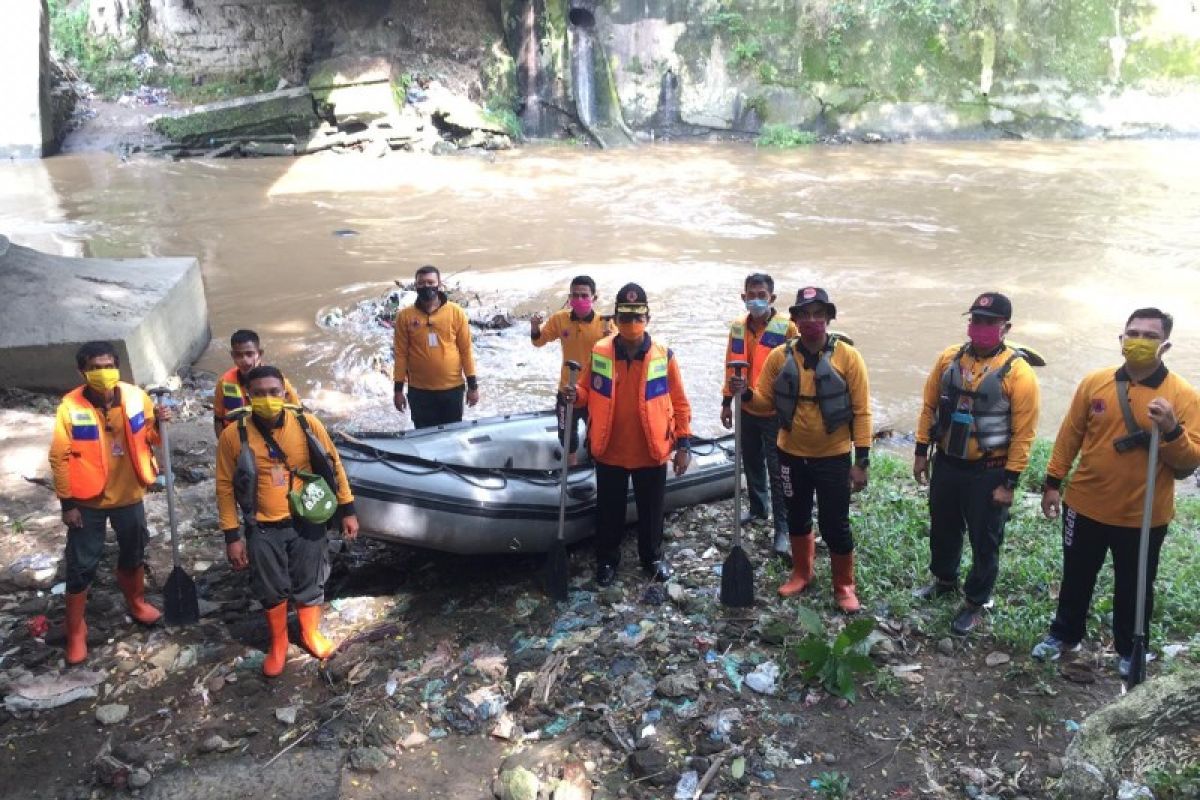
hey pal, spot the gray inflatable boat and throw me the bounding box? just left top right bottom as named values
left=336, top=410, right=735, bottom=554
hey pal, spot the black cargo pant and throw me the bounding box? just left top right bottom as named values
left=1049, top=506, right=1167, bottom=658
left=927, top=454, right=1009, bottom=607
left=594, top=461, right=667, bottom=569
left=246, top=519, right=330, bottom=607
left=65, top=502, right=149, bottom=593
left=740, top=410, right=788, bottom=535
left=778, top=451, right=853, bottom=554
left=409, top=385, right=465, bottom=429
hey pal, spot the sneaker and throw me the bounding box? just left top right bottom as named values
left=912, top=580, right=958, bottom=601
left=1117, top=652, right=1156, bottom=678
left=950, top=602, right=991, bottom=636
left=1031, top=635, right=1081, bottom=662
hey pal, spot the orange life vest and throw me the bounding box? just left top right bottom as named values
left=586, top=336, right=677, bottom=463
left=62, top=383, right=157, bottom=500
left=218, top=367, right=248, bottom=419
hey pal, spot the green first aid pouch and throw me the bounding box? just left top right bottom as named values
left=288, top=470, right=337, bottom=524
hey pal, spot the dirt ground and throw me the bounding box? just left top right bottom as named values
left=0, top=385, right=1142, bottom=800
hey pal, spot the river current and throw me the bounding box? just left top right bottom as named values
left=3, top=141, right=1199, bottom=438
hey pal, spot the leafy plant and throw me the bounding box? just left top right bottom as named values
left=10, top=514, right=34, bottom=535
left=811, top=770, right=851, bottom=800
left=1147, top=762, right=1200, bottom=800
left=756, top=124, right=817, bottom=148
left=743, top=95, right=769, bottom=123
left=789, top=608, right=876, bottom=701
left=730, top=39, right=764, bottom=69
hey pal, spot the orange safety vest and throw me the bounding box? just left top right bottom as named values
left=586, top=336, right=677, bottom=463
left=62, top=383, right=157, bottom=499
left=218, top=366, right=248, bottom=418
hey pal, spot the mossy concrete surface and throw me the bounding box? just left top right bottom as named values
left=152, top=86, right=318, bottom=146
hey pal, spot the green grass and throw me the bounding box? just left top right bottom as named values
left=755, top=124, right=817, bottom=148
left=854, top=448, right=1200, bottom=653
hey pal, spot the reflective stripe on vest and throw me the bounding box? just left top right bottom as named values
left=728, top=316, right=790, bottom=359
left=936, top=344, right=1023, bottom=454
left=773, top=337, right=853, bottom=434
left=219, top=367, right=247, bottom=413
left=586, top=337, right=676, bottom=463
left=63, top=383, right=157, bottom=499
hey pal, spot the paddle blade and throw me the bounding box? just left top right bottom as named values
left=163, top=566, right=200, bottom=626
left=720, top=545, right=755, bottom=608
left=544, top=540, right=570, bottom=601
left=1126, top=636, right=1147, bottom=688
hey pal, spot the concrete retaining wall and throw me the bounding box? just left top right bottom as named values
left=0, top=0, right=54, bottom=158
left=0, top=235, right=210, bottom=392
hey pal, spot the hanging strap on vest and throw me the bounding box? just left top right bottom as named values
left=1115, top=379, right=1195, bottom=479
left=233, top=412, right=258, bottom=528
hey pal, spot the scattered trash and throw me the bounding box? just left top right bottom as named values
left=26, top=614, right=49, bottom=638
left=95, top=703, right=130, bottom=725
left=1063, top=719, right=1080, bottom=733
left=673, top=769, right=699, bottom=799
left=5, top=670, right=105, bottom=712
left=745, top=661, right=780, bottom=695
left=275, top=706, right=299, bottom=725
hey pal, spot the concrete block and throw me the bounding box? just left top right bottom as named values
left=0, top=235, right=211, bottom=392
left=0, top=0, right=54, bottom=158
left=152, top=86, right=319, bottom=145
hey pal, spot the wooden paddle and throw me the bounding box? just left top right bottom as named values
left=1127, top=424, right=1159, bottom=688
left=544, top=360, right=582, bottom=601
left=720, top=361, right=755, bottom=608
left=150, top=388, right=199, bottom=625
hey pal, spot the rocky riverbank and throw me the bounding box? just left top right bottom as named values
left=2, top=379, right=1198, bottom=799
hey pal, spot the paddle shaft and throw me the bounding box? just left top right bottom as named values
left=1133, top=425, right=1160, bottom=643
left=556, top=364, right=582, bottom=542
left=155, top=396, right=183, bottom=571
left=731, top=366, right=745, bottom=550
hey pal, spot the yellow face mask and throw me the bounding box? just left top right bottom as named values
left=1122, top=337, right=1163, bottom=369
left=84, top=368, right=120, bottom=392
left=250, top=396, right=286, bottom=420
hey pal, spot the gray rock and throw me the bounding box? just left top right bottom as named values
left=275, top=705, right=298, bottom=725
left=494, top=766, right=540, bottom=800
left=350, top=746, right=389, bottom=773
left=628, top=748, right=675, bottom=786
left=937, top=638, right=956, bottom=656
left=129, top=768, right=152, bottom=789
left=95, top=703, right=129, bottom=725
left=655, top=672, right=699, bottom=699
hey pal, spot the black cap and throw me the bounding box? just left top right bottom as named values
left=965, top=292, right=1012, bottom=320
left=789, top=286, right=837, bottom=319
left=615, top=282, right=649, bottom=314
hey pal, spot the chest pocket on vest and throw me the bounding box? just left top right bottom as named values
left=70, top=410, right=100, bottom=441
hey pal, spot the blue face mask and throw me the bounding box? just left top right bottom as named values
left=744, top=298, right=770, bottom=317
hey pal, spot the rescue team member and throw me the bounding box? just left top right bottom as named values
left=720, top=272, right=798, bottom=559
left=393, top=265, right=480, bottom=428
left=530, top=275, right=612, bottom=462
left=215, top=366, right=359, bottom=677
left=49, top=341, right=172, bottom=664
left=731, top=287, right=872, bottom=612
left=213, top=329, right=301, bottom=435
left=913, top=293, right=1040, bottom=636
left=1036, top=308, right=1200, bottom=676
left=564, top=283, right=692, bottom=587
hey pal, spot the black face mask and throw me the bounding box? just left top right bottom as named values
left=416, top=286, right=439, bottom=302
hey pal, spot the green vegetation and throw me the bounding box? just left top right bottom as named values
left=855, top=449, right=1200, bottom=653
left=484, top=104, right=522, bottom=139
left=1147, top=762, right=1200, bottom=800
left=755, top=124, right=817, bottom=148
left=811, top=771, right=851, bottom=800
left=788, top=609, right=876, bottom=701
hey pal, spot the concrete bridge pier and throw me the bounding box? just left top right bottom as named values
left=0, top=0, right=54, bottom=159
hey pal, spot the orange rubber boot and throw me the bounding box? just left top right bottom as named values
left=262, top=602, right=290, bottom=677
left=115, top=566, right=162, bottom=625
left=64, top=590, right=88, bottom=665
left=778, top=535, right=816, bottom=597
left=296, top=604, right=335, bottom=659
left=831, top=552, right=861, bottom=613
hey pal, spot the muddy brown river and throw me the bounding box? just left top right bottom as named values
left=3, top=141, right=1199, bottom=438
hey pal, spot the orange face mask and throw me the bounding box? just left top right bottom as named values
left=617, top=321, right=646, bottom=339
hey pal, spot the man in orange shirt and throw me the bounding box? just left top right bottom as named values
left=530, top=275, right=611, bottom=460
left=564, top=283, right=692, bottom=587
left=393, top=265, right=480, bottom=428
left=215, top=366, right=358, bottom=677
left=721, top=273, right=798, bottom=558
left=1035, top=308, right=1200, bottom=676
left=212, top=329, right=301, bottom=436
left=48, top=341, right=173, bottom=664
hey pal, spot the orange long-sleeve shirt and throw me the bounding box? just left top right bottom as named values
left=532, top=309, right=612, bottom=390
left=915, top=343, right=1041, bottom=475
left=215, top=411, right=354, bottom=532
left=49, top=387, right=161, bottom=509
left=392, top=298, right=477, bottom=391
left=743, top=338, right=873, bottom=458
left=1046, top=365, right=1200, bottom=528
left=574, top=336, right=692, bottom=469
